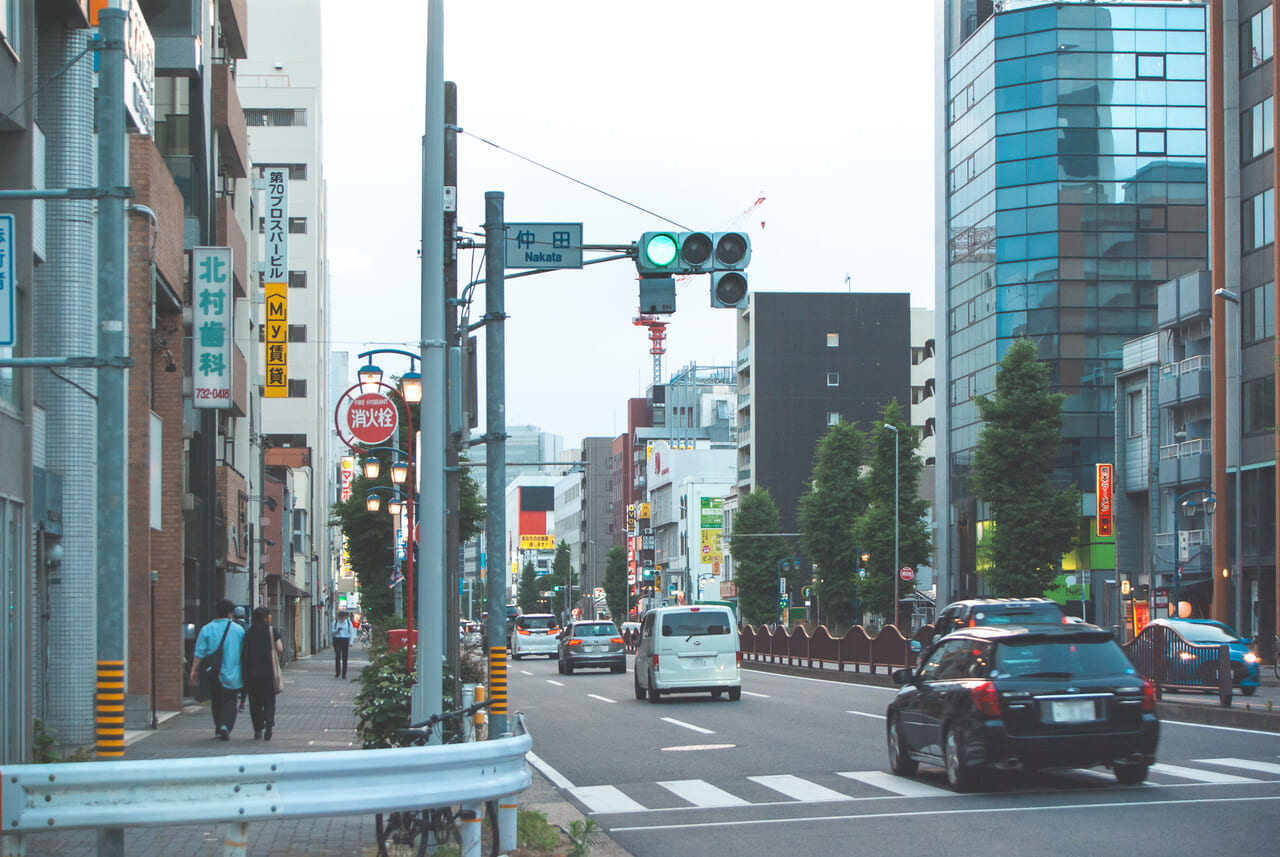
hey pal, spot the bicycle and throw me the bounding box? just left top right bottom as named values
left=374, top=699, right=496, bottom=857
left=1273, top=634, right=1279, bottom=680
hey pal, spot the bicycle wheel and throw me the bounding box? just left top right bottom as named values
left=376, top=810, right=422, bottom=857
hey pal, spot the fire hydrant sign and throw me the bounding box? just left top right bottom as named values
left=346, top=393, right=398, bottom=445
left=192, top=247, right=232, bottom=408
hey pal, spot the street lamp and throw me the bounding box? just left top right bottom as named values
left=777, top=556, right=801, bottom=626
left=357, top=362, right=383, bottom=394
left=697, top=572, right=715, bottom=601
left=885, top=423, right=900, bottom=628
left=1172, top=488, right=1217, bottom=619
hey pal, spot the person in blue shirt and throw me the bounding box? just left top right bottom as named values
left=189, top=598, right=246, bottom=740
left=331, top=610, right=354, bottom=679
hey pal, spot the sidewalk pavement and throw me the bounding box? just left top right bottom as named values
left=18, top=642, right=633, bottom=857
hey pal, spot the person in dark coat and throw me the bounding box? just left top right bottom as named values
left=241, top=606, right=283, bottom=740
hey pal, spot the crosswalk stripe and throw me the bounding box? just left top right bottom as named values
left=570, top=785, right=647, bottom=814
left=748, top=774, right=850, bottom=802
left=658, top=779, right=751, bottom=807
left=1149, top=763, right=1261, bottom=784
left=1195, top=758, right=1280, bottom=776
left=837, top=771, right=954, bottom=797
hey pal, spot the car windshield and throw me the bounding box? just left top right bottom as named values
left=993, top=639, right=1135, bottom=679
left=1172, top=623, right=1238, bottom=644
left=521, top=616, right=557, bottom=630
left=662, top=612, right=731, bottom=637
left=575, top=623, right=617, bottom=637
left=974, top=604, right=1063, bottom=625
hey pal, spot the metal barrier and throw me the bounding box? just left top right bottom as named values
left=0, top=715, right=531, bottom=857
left=739, top=623, right=931, bottom=673
left=1122, top=623, right=1233, bottom=706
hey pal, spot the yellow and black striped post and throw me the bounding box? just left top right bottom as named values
left=488, top=647, right=508, bottom=729
left=95, top=660, right=126, bottom=757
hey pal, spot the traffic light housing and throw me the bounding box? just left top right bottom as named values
left=713, top=232, right=751, bottom=269
left=637, top=232, right=680, bottom=274
left=711, top=272, right=747, bottom=308
left=635, top=230, right=751, bottom=308
left=677, top=231, right=715, bottom=273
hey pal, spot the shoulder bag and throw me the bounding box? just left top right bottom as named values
left=269, top=631, right=284, bottom=694
left=201, top=620, right=232, bottom=682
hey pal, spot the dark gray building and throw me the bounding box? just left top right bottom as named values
left=735, top=292, right=912, bottom=531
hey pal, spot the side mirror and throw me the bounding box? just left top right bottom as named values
left=892, top=667, right=915, bottom=685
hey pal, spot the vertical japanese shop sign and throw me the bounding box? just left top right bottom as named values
left=699, top=496, right=723, bottom=568
left=1095, top=463, right=1113, bottom=537
left=192, top=247, right=232, bottom=407
left=264, top=168, right=288, bottom=398
left=0, top=214, right=13, bottom=346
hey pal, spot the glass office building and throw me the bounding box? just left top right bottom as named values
left=936, top=1, right=1209, bottom=598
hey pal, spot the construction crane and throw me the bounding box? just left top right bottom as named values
left=632, top=193, right=766, bottom=387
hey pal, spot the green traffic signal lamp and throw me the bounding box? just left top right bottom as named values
left=637, top=232, right=679, bottom=274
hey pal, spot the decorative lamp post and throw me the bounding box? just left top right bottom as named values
left=357, top=362, right=383, bottom=394
left=885, top=424, right=900, bottom=628
left=1172, top=489, right=1217, bottom=619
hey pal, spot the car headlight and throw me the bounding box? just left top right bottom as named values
left=1244, top=652, right=1259, bottom=664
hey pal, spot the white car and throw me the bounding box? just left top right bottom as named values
left=510, top=613, right=560, bottom=659
left=633, top=605, right=741, bottom=702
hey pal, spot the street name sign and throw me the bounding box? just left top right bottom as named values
left=505, top=222, right=583, bottom=269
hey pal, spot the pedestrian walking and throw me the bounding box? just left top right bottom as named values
left=233, top=605, right=249, bottom=712
left=189, top=598, right=246, bottom=740
left=331, top=610, right=354, bottom=679
left=241, top=606, right=284, bottom=740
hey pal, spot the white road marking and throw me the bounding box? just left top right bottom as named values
left=588, top=693, right=618, bottom=704
left=846, top=710, right=886, bottom=720
left=570, top=785, right=647, bottom=814
left=1163, top=719, right=1279, bottom=736
left=525, top=751, right=574, bottom=790
left=658, top=779, right=751, bottom=807
left=1196, top=757, right=1280, bottom=776
left=748, top=774, right=849, bottom=802
left=1149, top=763, right=1261, bottom=784
left=608, top=794, right=1280, bottom=833
left=660, top=744, right=737, bottom=752
left=519, top=670, right=534, bottom=676
left=837, top=770, right=954, bottom=797
left=742, top=691, right=770, bottom=698
left=546, top=679, right=564, bottom=687
left=660, top=717, right=715, bottom=735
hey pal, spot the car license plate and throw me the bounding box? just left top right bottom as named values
left=585, top=645, right=599, bottom=653
left=1049, top=699, right=1095, bottom=723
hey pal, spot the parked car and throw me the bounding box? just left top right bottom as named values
left=510, top=613, right=559, bottom=660
left=633, top=605, right=741, bottom=703
left=886, top=623, right=1159, bottom=791
left=1145, top=618, right=1260, bottom=696
left=932, top=597, right=1067, bottom=638
left=557, top=620, right=626, bottom=675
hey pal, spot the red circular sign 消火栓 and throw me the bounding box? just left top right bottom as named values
left=346, top=392, right=398, bottom=445
left=899, top=566, right=914, bottom=582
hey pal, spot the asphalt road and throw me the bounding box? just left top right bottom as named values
left=509, top=657, right=1280, bottom=857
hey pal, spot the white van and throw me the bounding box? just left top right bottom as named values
left=633, top=605, right=741, bottom=703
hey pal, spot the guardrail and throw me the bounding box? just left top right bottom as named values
left=740, top=623, right=932, bottom=673
left=1122, top=623, right=1233, bottom=706
left=0, top=715, right=531, bottom=857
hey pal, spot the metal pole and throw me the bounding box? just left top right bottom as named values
left=404, top=406, right=415, bottom=672
left=483, top=191, right=508, bottom=737
left=416, top=0, right=446, bottom=729
left=444, top=81, right=461, bottom=706
left=886, top=424, right=900, bottom=628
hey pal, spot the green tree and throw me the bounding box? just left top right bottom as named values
left=603, top=546, right=628, bottom=624
left=516, top=560, right=540, bottom=614
left=798, top=420, right=868, bottom=630
left=730, top=488, right=789, bottom=626
left=457, top=459, right=485, bottom=545
left=329, top=468, right=397, bottom=621
left=549, top=540, right=578, bottom=620
left=970, top=337, right=1080, bottom=595
left=853, top=400, right=933, bottom=624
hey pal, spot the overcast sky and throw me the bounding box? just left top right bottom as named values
left=321, top=1, right=937, bottom=444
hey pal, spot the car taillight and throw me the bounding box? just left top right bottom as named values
left=1142, top=678, right=1157, bottom=712
left=565, top=639, right=581, bottom=647
left=736, top=650, right=742, bottom=666
left=971, top=681, right=1001, bottom=717
left=653, top=654, right=660, bottom=672
left=609, top=637, right=624, bottom=644
left=517, top=628, right=530, bottom=636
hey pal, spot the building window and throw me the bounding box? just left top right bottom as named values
left=244, top=109, right=307, bottom=127
left=1127, top=390, right=1145, bottom=438
left=827, top=333, right=839, bottom=347
left=1243, top=375, right=1275, bottom=433
left=827, top=412, right=840, bottom=426
left=288, top=324, right=307, bottom=342
left=1137, top=130, right=1166, bottom=155
left=288, top=217, right=307, bottom=234
left=258, top=164, right=307, bottom=180
left=287, top=378, right=308, bottom=398
left=288, top=270, right=307, bottom=288
left=1, top=0, right=20, bottom=56
left=826, top=372, right=839, bottom=387
left=1137, top=54, right=1166, bottom=79
left=1242, top=6, right=1274, bottom=73
left=1243, top=189, right=1275, bottom=251
left=1244, top=282, right=1276, bottom=343
left=911, top=346, right=930, bottom=365
left=1242, top=98, right=1275, bottom=160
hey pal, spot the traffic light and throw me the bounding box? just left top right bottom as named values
left=636, top=230, right=751, bottom=308
left=711, top=272, right=747, bottom=308
left=677, top=231, right=715, bottom=273
left=636, top=232, right=680, bottom=274
left=713, top=232, right=751, bottom=269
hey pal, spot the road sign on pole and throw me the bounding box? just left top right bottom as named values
left=346, top=392, right=398, bottom=445
left=505, top=222, right=584, bottom=269
left=900, top=566, right=914, bottom=582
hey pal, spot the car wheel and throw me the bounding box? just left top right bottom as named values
left=565, top=661, right=574, bottom=675
left=512, top=651, right=522, bottom=661
left=611, top=663, right=625, bottom=674
left=887, top=717, right=918, bottom=777
left=728, top=686, right=742, bottom=701
left=1113, top=762, right=1148, bottom=785
left=556, top=657, right=564, bottom=675
left=1242, top=685, right=1257, bottom=697
left=647, top=674, right=662, bottom=705
left=634, top=669, right=646, bottom=700
left=944, top=728, right=978, bottom=792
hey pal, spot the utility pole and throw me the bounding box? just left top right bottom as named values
left=443, top=81, right=461, bottom=706
left=483, top=191, right=508, bottom=737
